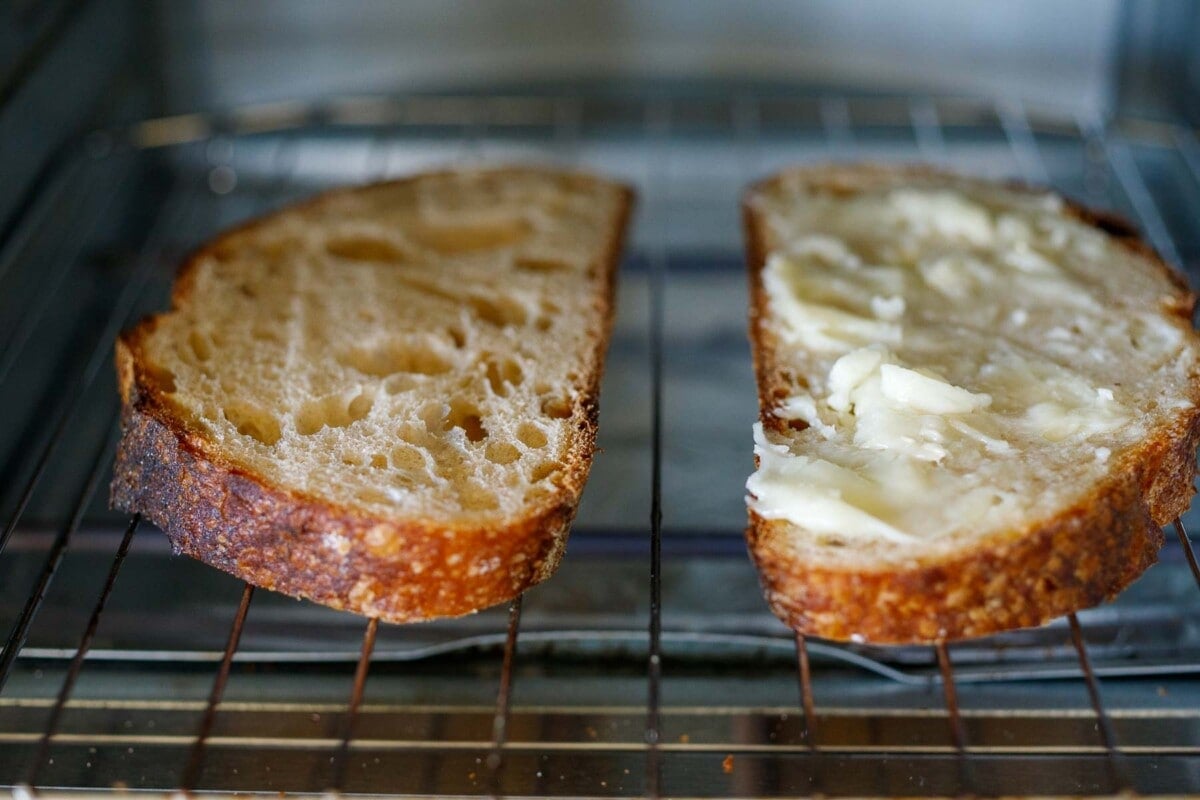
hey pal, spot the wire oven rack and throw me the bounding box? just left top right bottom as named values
left=2, top=89, right=1200, bottom=798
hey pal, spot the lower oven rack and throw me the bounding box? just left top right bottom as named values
left=1, top=90, right=1199, bottom=798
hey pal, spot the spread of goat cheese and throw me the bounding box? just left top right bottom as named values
left=746, top=180, right=1187, bottom=545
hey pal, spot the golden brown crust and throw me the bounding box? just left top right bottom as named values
left=111, top=167, right=634, bottom=623
left=742, top=163, right=1200, bottom=644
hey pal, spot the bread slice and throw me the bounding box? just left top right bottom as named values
left=743, top=164, right=1200, bottom=644
left=111, top=166, right=633, bottom=622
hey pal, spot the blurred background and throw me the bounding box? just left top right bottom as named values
left=4, top=0, right=1200, bottom=224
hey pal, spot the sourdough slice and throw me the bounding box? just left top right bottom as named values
left=743, top=164, right=1200, bottom=644
left=112, top=166, right=633, bottom=622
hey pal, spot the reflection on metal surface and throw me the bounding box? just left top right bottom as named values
left=13, top=626, right=1200, bottom=683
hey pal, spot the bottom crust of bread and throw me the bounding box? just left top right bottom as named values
left=747, top=407, right=1200, bottom=643
left=112, top=403, right=574, bottom=623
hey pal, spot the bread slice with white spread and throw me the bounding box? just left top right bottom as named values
left=112, top=166, right=633, bottom=622
left=743, top=164, right=1200, bottom=643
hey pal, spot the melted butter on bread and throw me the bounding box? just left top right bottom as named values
left=747, top=182, right=1184, bottom=544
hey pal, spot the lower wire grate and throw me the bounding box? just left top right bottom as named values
left=1, top=90, right=1200, bottom=797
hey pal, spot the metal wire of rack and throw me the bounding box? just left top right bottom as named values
left=0, top=91, right=1199, bottom=797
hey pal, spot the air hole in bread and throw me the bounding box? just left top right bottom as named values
left=503, top=358, right=524, bottom=385
left=484, top=358, right=507, bottom=397
left=341, top=451, right=365, bottom=467
left=370, top=454, right=388, bottom=469
left=189, top=331, right=213, bottom=362
left=405, top=218, right=531, bottom=254
left=455, top=415, right=487, bottom=443
left=340, top=338, right=452, bottom=377
left=515, top=255, right=571, bottom=273
left=530, top=462, right=560, bottom=483
left=485, top=441, right=521, bottom=465
left=223, top=402, right=282, bottom=446
left=418, top=402, right=445, bottom=433
left=541, top=298, right=561, bottom=315
left=535, top=316, right=552, bottom=331
left=484, top=356, right=524, bottom=397
left=447, top=326, right=466, bottom=349
left=349, top=392, right=374, bottom=418
left=250, top=325, right=284, bottom=345
left=325, top=235, right=410, bottom=263
left=296, top=390, right=374, bottom=435
left=517, top=422, right=549, bottom=449
left=469, top=295, right=527, bottom=327
left=541, top=397, right=572, bottom=419
left=445, top=399, right=487, bottom=442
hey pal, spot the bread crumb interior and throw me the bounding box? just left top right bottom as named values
left=140, top=169, right=625, bottom=522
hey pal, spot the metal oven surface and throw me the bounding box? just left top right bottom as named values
left=1, top=91, right=1199, bottom=797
